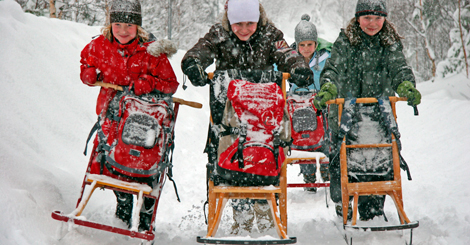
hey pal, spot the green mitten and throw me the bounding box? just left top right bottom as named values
left=397, top=81, right=421, bottom=106
left=314, top=82, right=338, bottom=109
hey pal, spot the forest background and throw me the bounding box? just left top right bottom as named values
left=15, top=0, right=470, bottom=82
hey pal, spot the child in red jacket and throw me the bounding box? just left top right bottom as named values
left=79, top=0, right=179, bottom=231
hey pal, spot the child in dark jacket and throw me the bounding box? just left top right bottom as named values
left=80, top=0, right=179, bottom=231
left=181, top=0, right=312, bottom=235
left=315, top=0, right=421, bottom=221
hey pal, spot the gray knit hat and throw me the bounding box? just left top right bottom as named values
left=110, top=0, right=142, bottom=26
left=355, top=0, right=387, bottom=17
left=294, top=14, right=318, bottom=47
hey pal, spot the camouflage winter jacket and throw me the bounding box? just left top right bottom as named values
left=181, top=5, right=307, bottom=75
left=321, top=19, right=415, bottom=133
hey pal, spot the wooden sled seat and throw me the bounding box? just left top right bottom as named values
left=201, top=162, right=295, bottom=244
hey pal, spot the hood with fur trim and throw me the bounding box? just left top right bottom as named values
left=147, top=39, right=177, bottom=58
left=344, top=17, right=402, bottom=47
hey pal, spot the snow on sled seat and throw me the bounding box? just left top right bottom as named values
left=327, top=97, right=419, bottom=244
left=51, top=83, right=203, bottom=241
left=197, top=71, right=296, bottom=244
left=285, top=151, right=330, bottom=189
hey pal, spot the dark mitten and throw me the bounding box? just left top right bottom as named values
left=182, top=59, right=209, bottom=87
left=290, top=67, right=314, bottom=87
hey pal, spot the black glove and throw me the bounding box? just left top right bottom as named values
left=290, top=67, right=313, bottom=87
left=182, top=59, right=209, bottom=87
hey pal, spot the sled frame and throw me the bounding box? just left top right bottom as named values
left=51, top=97, right=203, bottom=241
left=327, top=97, right=419, bottom=231
left=198, top=72, right=296, bottom=244
left=285, top=155, right=330, bottom=189
left=198, top=162, right=296, bottom=244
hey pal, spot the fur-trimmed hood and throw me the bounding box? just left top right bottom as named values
left=221, top=3, right=274, bottom=32
left=344, top=17, right=402, bottom=47
left=147, top=39, right=177, bottom=58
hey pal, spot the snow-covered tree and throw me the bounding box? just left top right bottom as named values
left=437, top=1, right=470, bottom=78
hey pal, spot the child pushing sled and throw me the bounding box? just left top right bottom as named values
left=51, top=0, right=201, bottom=242
left=181, top=0, right=312, bottom=242
left=314, top=0, right=420, bottom=243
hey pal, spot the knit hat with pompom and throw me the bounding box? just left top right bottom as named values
left=294, top=14, right=318, bottom=47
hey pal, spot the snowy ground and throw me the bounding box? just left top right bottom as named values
left=1, top=0, right=470, bottom=244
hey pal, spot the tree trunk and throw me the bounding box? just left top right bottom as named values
left=458, top=0, right=469, bottom=78
left=49, top=0, right=56, bottom=18
left=105, top=0, right=110, bottom=25
left=419, top=0, right=437, bottom=77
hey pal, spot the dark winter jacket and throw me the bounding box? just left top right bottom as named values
left=181, top=5, right=308, bottom=75
left=80, top=35, right=179, bottom=115
left=321, top=19, right=415, bottom=133
left=181, top=5, right=308, bottom=164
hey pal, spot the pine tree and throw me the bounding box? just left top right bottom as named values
left=437, top=1, right=470, bottom=78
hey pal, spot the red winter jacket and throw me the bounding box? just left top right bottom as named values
left=80, top=35, right=179, bottom=115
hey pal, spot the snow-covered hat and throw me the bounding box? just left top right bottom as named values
left=294, top=14, right=318, bottom=48
left=227, top=0, right=260, bottom=24
left=355, top=0, right=388, bottom=18
left=110, top=0, right=142, bottom=26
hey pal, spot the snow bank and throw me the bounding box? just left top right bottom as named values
left=1, top=0, right=470, bottom=244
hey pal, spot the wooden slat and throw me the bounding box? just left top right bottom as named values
left=347, top=181, right=401, bottom=194
left=86, top=175, right=152, bottom=195
left=212, top=186, right=282, bottom=194
left=345, top=143, right=392, bottom=149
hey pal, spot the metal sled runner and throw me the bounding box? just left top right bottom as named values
left=327, top=97, right=419, bottom=244
left=52, top=82, right=203, bottom=241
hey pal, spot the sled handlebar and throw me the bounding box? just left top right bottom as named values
left=326, top=97, right=407, bottom=104
left=172, top=97, right=203, bottom=109
left=93, top=81, right=203, bottom=109
left=207, top=72, right=290, bottom=81
left=326, top=97, right=419, bottom=116
left=94, top=81, right=124, bottom=91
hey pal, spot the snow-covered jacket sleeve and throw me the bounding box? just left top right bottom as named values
left=320, top=32, right=348, bottom=91
left=80, top=40, right=100, bottom=86
left=386, top=41, right=416, bottom=91
left=145, top=39, right=179, bottom=95
left=181, top=25, right=219, bottom=69
left=270, top=26, right=308, bottom=73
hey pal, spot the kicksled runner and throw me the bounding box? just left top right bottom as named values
left=51, top=82, right=202, bottom=242
left=327, top=97, right=419, bottom=245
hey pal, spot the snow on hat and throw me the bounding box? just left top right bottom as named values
left=294, top=14, right=318, bottom=47
left=227, top=0, right=260, bottom=24
left=355, top=0, right=387, bottom=17
left=110, top=0, right=142, bottom=26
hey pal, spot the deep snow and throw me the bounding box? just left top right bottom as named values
left=1, top=0, right=470, bottom=244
